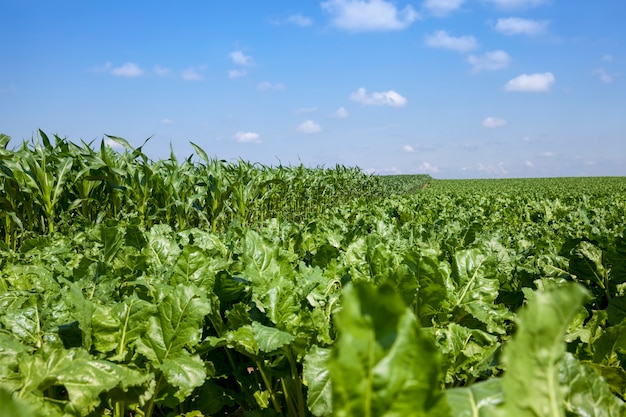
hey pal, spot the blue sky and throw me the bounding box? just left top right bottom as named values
left=1, top=0, right=624, bottom=178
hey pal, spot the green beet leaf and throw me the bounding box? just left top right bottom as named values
left=328, top=281, right=449, bottom=417
left=561, top=353, right=625, bottom=417
left=303, top=345, right=332, bottom=416
left=446, top=378, right=503, bottom=417
left=15, top=345, right=152, bottom=415
left=136, top=284, right=212, bottom=400
left=497, top=283, right=590, bottom=417
left=447, top=249, right=510, bottom=334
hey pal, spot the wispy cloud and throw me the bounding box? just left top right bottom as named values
left=332, top=107, right=349, bottom=118
left=229, top=50, right=254, bottom=79
left=504, top=72, right=555, bottom=92
left=321, top=0, right=419, bottom=32
left=298, top=120, right=322, bottom=134
left=418, top=162, right=440, bottom=174
left=495, top=17, right=549, bottom=35
left=475, top=162, right=507, bottom=175
left=425, top=30, right=478, bottom=52
left=423, top=0, right=465, bottom=17
left=403, top=144, right=416, bottom=153
left=234, top=131, right=262, bottom=143
left=153, top=65, right=172, bottom=77
left=602, top=54, right=614, bottom=63
left=257, top=81, right=286, bottom=91
left=285, top=14, right=313, bottom=26
left=104, top=62, right=144, bottom=78
left=483, top=0, right=549, bottom=9
left=525, top=160, right=534, bottom=167
left=593, top=68, right=617, bottom=84
left=181, top=66, right=205, bottom=81
left=350, top=87, right=408, bottom=107
left=230, top=50, right=254, bottom=66
left=161, top=118, right=174, bottom=125
left=483, top=117, right=507, bottom=128
left=467, top=50, right=511, bottom=71
left=539, top=151, right=555, bottom=157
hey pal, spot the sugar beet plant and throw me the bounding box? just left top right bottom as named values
left=1, top=132, right=626, bottom=416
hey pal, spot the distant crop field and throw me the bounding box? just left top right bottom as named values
left=1, top=132, right=625, bottom=416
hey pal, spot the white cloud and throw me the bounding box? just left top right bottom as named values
left=602, top=54, right=614, bottom=63
left=593, top=68, right=616, bottom=84
left=111, top=62, right=144, bottom=77
left=161, top=118, right=174, bottom=125
left=482, top=117, right=507, bottom=128
left=477, top=162, right=507, bottom=175
left=403, top=144, right=415, bottom=153
left=258, top=81, right=286, bottom=91
left=228, top=69, right=247, bottom=79
left=425, top=30, right=478, bottom=52
left=230, top=51, right=254, bottom=66
left=286, top=14, right=313, bottom=26
left=350, top=87, right=408, bottom=107
left=234, top=131, right=262, bottom=143
left=298, top=120, right=322, bottom=134
left=522, top=135, right=531, bottom=142
left=495, top=17, right=549, bottom=35
left=525, top=160, right=534, bottom=167
left=467, top=50, right=511, bottom=71
left=423, top=0, right=465, bottom=17
left=321, top=0, right=419, bottom=32
left=539, top=151, right=554, bottom=157
left=153, top=65, right=172, bottom=76
left=332, top=107, right=349, bottom=118
left=418, top=162, right=440, bottom=174
left=483, top=0, right=548, bottom=9
left=181, top=67, right=204, bottom=81
left=504, top=72, right=555, bottom=92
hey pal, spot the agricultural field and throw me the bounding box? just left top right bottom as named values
left=1, top=132, right=626, bottom=416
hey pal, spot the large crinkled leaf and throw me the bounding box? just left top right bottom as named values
left=92, top=296, right=157, bottom=360
left=203, top=322, right=294, bottom=357
left=158, top=354, right=208, bottom=402
left=15, top=345, right=152, bottom=414
left=171, top=244, right=228, bottom=290
left=249, top=322, right=295, bottom=353
left=135, top=284, right=212, bottom=399
left=497, top=283, right=590, bottom=417
left=328, top=281, right=450, bottom=417
left=592, top=319, right=626, bottom=367
left=569, top=241, right=609, bottom=300
left=561, top=353, right=625, bottom=417
left=585, top=363, right=626, bottom=399
left=408, top=248, right=450, bottom=326
left=447, top=249, right=509, bottom=334
left=143, top=224, right=180, bottom=269
left=136, top=284, right=211, bottom=363
left=0, top=294, right=45, bottom=348
left=446, top=378, right=503, bottom=417
left=433, top=323, right=500, bottom=385
left=303, top=345, right=332, bottom=417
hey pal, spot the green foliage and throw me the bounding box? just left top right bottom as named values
left=1, top=132, right=625, bottom=416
